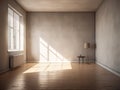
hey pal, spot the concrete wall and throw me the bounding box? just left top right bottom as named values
left=96, top=0, right=120, bottom=74
left=0, top=0, right=26, bottom=73
left=27, top=13, right=95, bottom=62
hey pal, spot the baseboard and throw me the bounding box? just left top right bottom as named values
left=0, top=68, right=9, bottom=74
left=26, top=60, right=39, bottom=63
left=26, top=60, right=95, bottom=63
left=26, top=60, right=79, bottom=63
left=96, top=61, right=120, bottom=77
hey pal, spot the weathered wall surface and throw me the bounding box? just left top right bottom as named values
left=96, top=0, right=120, bottom=73
left=0, top=0, right=8, bottom=73
left=27, top=13, right=95, bottom=62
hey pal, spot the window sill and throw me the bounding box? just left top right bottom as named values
left=8, top=50, right=24, bottom=52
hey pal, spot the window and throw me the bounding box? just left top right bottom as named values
left=8, top=7, right=24, bottom=51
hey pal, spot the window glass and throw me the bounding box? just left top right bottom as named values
left=8, top=7, right=24, bottom=51
left=8, top=8, right=13, bottom=27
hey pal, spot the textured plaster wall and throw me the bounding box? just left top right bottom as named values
left=27, top=13, right=95, bottom=62
left=0, top=0, right=8, bottom=73
left=96, top=0, right=120, bottom=73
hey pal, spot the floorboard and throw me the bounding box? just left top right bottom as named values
left=0, top=63, right=120, bottom=90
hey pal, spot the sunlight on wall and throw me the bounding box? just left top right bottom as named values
left=39, top=38, right=70, bottom=62
left=23, top=62, right=72, bottom=73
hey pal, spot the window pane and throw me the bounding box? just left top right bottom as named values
left=14, top=13, right=19, bottom=30
left=8, top=28, right=14, bottom=50
left=20, top=21, right=24, bottom=50
left=14, top=13, right=20, bottom=50
left=8, top=8, right=13, bottom=27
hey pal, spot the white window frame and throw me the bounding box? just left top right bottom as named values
left=8, top=5, right=24, bottom=52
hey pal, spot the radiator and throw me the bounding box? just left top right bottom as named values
left=9, top=54, right=24, bottom=69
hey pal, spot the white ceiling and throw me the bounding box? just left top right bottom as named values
left=15, top=0, right=104, bottom=12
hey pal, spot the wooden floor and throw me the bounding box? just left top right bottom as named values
left=0, top=63, right=120, bottom=90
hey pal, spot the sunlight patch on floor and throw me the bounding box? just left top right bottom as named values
left=23, top=62, right=72, bottom=73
